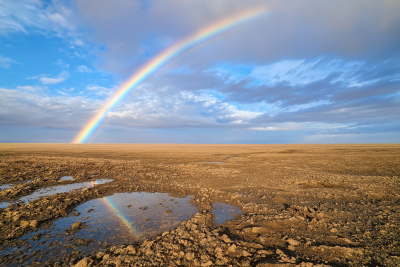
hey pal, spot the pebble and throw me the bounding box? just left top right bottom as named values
left=72, top=222, right=82, bottom=229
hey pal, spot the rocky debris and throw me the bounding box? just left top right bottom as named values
left=0, top=145, right=399, bottom=266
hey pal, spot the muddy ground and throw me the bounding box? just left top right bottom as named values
left=0, top=144, right=399, bottom=266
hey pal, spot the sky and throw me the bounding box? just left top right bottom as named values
left=0, top=0, right=399, bottom=144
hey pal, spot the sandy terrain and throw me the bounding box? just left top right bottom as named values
left=0, top=144, right=399, bottom=266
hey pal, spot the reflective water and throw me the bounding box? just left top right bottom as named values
left=0, top=192, right=197, bottom=265
left=0, top=202, right=12, bottom=209
left=19, top=179, right=113, bottom=203
left=212, top=203, right=242, bottom=225
left=0, top=184, right=13, bottom=191
left=60, top=176, right=74, bottom=181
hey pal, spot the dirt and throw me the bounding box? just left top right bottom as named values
left=0, top=144, right=399, bottom=266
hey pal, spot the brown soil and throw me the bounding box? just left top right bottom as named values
left=0, top=144, right=399, bottom=266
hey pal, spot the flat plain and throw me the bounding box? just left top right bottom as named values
left=0, top=144, right=399, bottom=266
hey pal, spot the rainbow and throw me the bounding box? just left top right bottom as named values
left=72, top=6, right=267, bottom=143
left=91, top=180, right=140, bottom=237
left=100, top=196, right=140, bottom=237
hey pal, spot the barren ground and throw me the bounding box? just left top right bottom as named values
left=0, top=144, right=399, bottom=266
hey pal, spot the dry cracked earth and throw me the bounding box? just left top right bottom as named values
left=0, top=144, right=399, bottom=267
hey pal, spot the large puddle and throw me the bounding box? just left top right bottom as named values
left=1, top=191, right=242, bottom=265
left=0, top=192, right=197, bottom=265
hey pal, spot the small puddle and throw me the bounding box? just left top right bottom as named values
left=0, top=202, right=12, bottom=209
left=1, top=192, right=197, bottom=265
left=212, top=203, right=242, bottom=225
left=0, top=179, right=113, bottom=209
left=0, top=180, right=32, bottom=191
left=60, top=176, right=74, bottom=181
left=0, top=184, right=14, bottom=191
left=19, top=179, right=113, bottom=203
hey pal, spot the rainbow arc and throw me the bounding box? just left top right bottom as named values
left=72, top=6, right=267, bottom=143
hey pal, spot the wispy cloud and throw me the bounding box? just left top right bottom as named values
left=56, top=59, right=69, bottom=68
left=0, top=55, right=19, bottom=68
left=16, top=85, right=46, bottom=92
left=77, top=65, right=92, bottom=73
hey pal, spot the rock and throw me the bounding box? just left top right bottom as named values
left=201, top=261, right=213, bottom=266
left=20, top=220, right=29, bottom=228
left=96, top=252, right=105, bottom=259
left=222, top=234, right=232, bottom=243
left=72, top=222, right=82, bottom=229
left=125, top=245, right=136, bottom=254
left=165, top=209, right=173, bottom=213
left=242, top=250, right=252, bottom=257
left=141, top=206, right=148, bottom=210
left=330, top=228, right=338, bottom=233
left=186, top=252, right=195, bottom=261
left=12, top=215, right=21, bottom=222
left=227, top=244, right=237, bottom=253
left=73, top=257, right=93, bottom=267
left=30, top=220, right=39, bottom=227
left=241, top=259, right=251, bottom=266
left=287, top=238, right=300, bottom=246
left=252, top=227, right=263, bottom=234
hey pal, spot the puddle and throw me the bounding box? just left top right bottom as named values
left=60, top=176, right=74, bottom=181
left=0, top=202, right=12, bottom=209
left=0, top=192, right=197, bottom=265
left=212, top=203, right=242, bottom=225
left=19, top=179, right=113, bottom=204
left=0, top=180, right=32, bottom=191
left=0, top=184, right=14, bottom=191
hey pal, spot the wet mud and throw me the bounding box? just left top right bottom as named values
left=0, top=144, right=399, bottom=266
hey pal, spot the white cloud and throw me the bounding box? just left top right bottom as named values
left=77, top=65, right=92, bottom=73
left=85, top=85, right=113, bottom=96
left=27, top=71, right=69, bottom=85
left=56, top=59, right=70, bottom=68
left=0, top=55, right=19, bottom=68
left=249, top=123, right=303, bottom=131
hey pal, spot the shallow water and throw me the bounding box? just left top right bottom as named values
left=0, top=202, right=12, bottom=209
left=0, top=184, right=13, bottom=191
left=0, top=192, right=198, bottom=265
left=19, top=179, right=113, bottom=203
left=60, top=176, right=74, bottom=181
left=0, top=179, right=113, bottom=209
left=212, top=203, right=242, bottom=225
left=0, top=180, right=32, bottom=191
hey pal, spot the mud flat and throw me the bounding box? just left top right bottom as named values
left=0, top=144, right=399, bottom=266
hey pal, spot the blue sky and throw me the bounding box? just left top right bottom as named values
left=0, top=0, right=399, bottom=143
